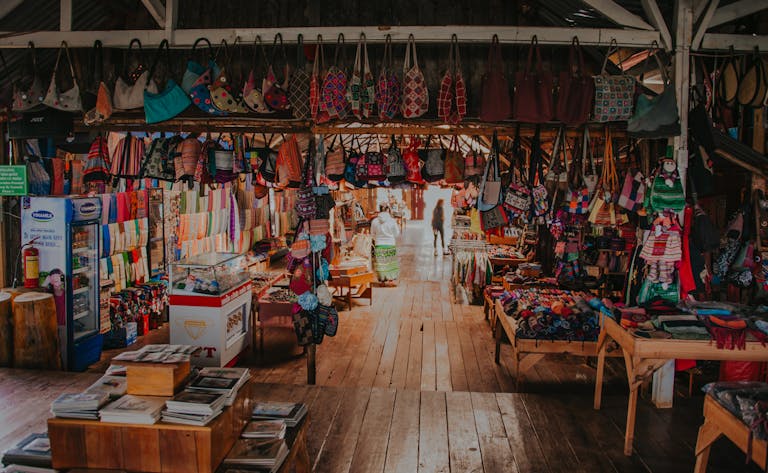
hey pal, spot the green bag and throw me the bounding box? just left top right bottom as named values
left=637, top=279, right=679, bottom=304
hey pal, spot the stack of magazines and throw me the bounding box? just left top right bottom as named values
left=1, top=433, right=51, bottom=469
left=112, top=344, right=199, bottom=364
left=251, top=402, right=307, bottom=427
left=162, top=391, right=227, bottom=426
left=241, top=420, right=287, bottom=439
left=84, top=375, right=127, bottom=399
left=50, top=392, right=109, bottom=420
left=187, top=367, right=251, bottom=406
left=223, top=439, right=289, bottom=472
left=99, top=395, right=167, bottom=425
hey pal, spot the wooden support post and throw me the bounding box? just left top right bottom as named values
left=593, top=330, right=609, bottom=410
left=651, top=359, right=675, bottom=408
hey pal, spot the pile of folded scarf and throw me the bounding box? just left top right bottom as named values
left=703, top=382, right=768, bottom=440
left=498, top=288, right=601, bottom=341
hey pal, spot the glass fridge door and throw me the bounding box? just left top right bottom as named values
left=71, top=222, right=100, bottom=341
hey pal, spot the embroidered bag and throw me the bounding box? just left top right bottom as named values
left=529, top=127, right=549, bottom=217
left=481, top=205, right=508, bottom=231
left=113, top=39, right=157, bottom=110
left=403, top=136, right=425, bottom=184
left=480, top=35, right=511, bottom=121
left=43, top=42, right=82, bottom=112
left=437, top=35, right=467, bottom=124
left=292, top=309, right=313, bottom=346
left=422, top=139, right=446, bottom=183
left=243, top=36, right=273, bottom=114
left=189, top=40, right=226, bottom=116
left=175, top=135, right=201, bottom=181
left=376, top=35, right=401, bottom=120
left=364, top=149, right=386, bottom=181
left=401, top=34, right=429, bottom=118
left=477, top=132, right=503, bottom=211
left=290, top=34, right=311, bottom=119
left=310, top=35, right=325, bottom=121
left=313, top=303, right=338, bottom=337
left=593, top=39, right=635, bottom=122
left=325, top=136, right=346, bottom=182
left=385, top=136, right=407, bottom=183
left=565, top=131, right=591, bottom=214
left=141, top=134, right=182, bottom=181
left=276, top=134, right=303, bottom=188
left=617, top=148, right=646, bottom=212
left=588, top=127, right=622, bottom=226
left=209, top=38, right=249, bottom=114
left=110, top=132, right=145, bottom=181
left=513, top=36, right=553, bottom=123
left=556, top=37, right=594, bottom=125
left=263, top=34, right=291, bottom=112
left=320, top=34, right=349, bottom=121
left=346, top=33, right=376, bottom=119
left=296, top=152, right=316, bottom=219
left=12, top=42, right=45, bottom=112
left=444, top=135, right=465, bottom=184
left=83, top=134, right=111, bottom=184
left=181, top=38, right=219, bottom=93
left=504, top=131, right=531, bottom=214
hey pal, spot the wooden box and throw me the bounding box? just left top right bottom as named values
left=48, top=382, right=251, bottom=473
left=123, top=360, right=191, bottom=397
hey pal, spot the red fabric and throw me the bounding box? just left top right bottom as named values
left=719, top=361, right=765, bottom=382
left=679, top=206, right=697, bottom=296
left=675, top=359, right=696, bottom=371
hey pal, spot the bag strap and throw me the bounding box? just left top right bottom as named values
left=530, top=126, right=544, bottom=187
left=146, top=39, right=170, bottom=88
left=333, top=33, right=346, bottom=69
left=403, top=34, right=414, bottom=73
left=191, top=37, right=213, bottom=65
left=600, top=38, right=622, bottom=75
left=296, top=34, right=306, bottom=69
left=90, top=40, right=104, bottom=86
left=524, top=36, right=543, bottom=76
left=52, top=41, right=79, bottom=87
left=312, top=35, right=325, bottom=77
left=353, top=34, right=363, bottom=78
left=583, top=126, right=596, bottom=176
left=569, top=37, right=586, bottom=77
left=124, top=38, right=145, bottom=76
left=382, top=34, right=394, bottom=75
left=271, top=33, right=288, bottom=76
left=487, top=34, right=502, bottom=72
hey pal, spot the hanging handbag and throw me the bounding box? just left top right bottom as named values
left=292, top=310, right=314, bottom=346
left=529, top=127, right=549, bottom=217
left=344, top=139, right=365, bottom=187
left=12, top=42, right=45, bottom=112
left=289, top=34, right=312, bottom=119
left=296, top=153, right=316, bottom=219
left=320, top=34, right=349, bottom=121
left=513, top=36, right=553, bottom=123
left=477, top=132, right=503, bottom=211
left=43, top=41, right=82, bottom=112
left=556, top=37, right=594, bottom=125
left=480, top=35, right=511, bottom=122
left=422, top=138, right=446, bottom=183
left=403, top=136, right=425, bottom=184
left=243, top=36, right=273, bottom=114
left=582, top=127, right=598, bottom=196
left=110, top=132, right=145, bottom=181
left=276, top=134, right=303, bottom=188
left=593, top=39, right=635, bottom=122
left=144, top=40, right=191, bottom=124
left=718, top=47, right=740, bottom=107
left=310, top=35, right=325, bottom=121
left=141, top=134, right=182, bottom=181
left=737, top=47, right=768, bottom=108
left=182, top=38, right=219, bottom=93
left=628, top=42, right=680, bottom=138
left=564, top=132, right=591, bottom=215
left=83, top=134, right=111, bottom=184
left=364, top=147, right=386, bottom=181
left=189, top=40, right=228, bottom=116
left=437, top=35, right=467, bottom=124
left=504, top=130, right=531, bottom=214
left=376, top=35, right=401, bottom=120
left=175, top=135, right=201, bottom=181
left=257, top=134, right=279, bottom=184
left=617, top=144, right=646, bottom=212
left=444, top=135, right=465, bottom=184
left=325, top=136, right=346, bottom=182
left=401, top=34, right=429, bottom=118
left=588, top=127, right=622, bottom=226
left=263, top=34, right=291, bottom=112
left=83, top=41, right=113, bottom=125
left=386, top=135, right=407, bottom=183
left=463, top=137, right=486, bottom=178
left=481, top=205, right=508, bottom=231
left=210, top=37, right=249, bottom=114
left=346, top=33, right=376, bottom=119
left=114, top=39, right=157, bottom=110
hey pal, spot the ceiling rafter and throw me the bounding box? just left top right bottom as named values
left=692, top=0, right=720, bottom=51
left=0, top=0, right=25, bottom=22
left=140, top=0, right=166, bottom=28
left=709, top=0, right=768, bottom=29
left=580, top=0, right=654, bottom=30
left=640, top=0, right=672, bottom=50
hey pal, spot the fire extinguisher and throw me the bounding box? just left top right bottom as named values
left=22, top=238, right=40, bottom=288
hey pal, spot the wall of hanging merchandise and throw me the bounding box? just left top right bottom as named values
left=271, top=189, right=299, bottom=240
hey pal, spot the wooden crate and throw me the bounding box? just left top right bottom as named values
left=123, top=360, right=191, bottom=397
left=48, top=382, right=251, bottom=473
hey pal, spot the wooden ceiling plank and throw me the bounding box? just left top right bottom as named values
left=701, top=33, right=768, bottom=51
left=709, top=0, right=768, bottom=29
left=581, top=0, right=655, bottom=30
left=0, top=0, right=25, bottom=21
left=640, top=0, right=672, bottom=50
left=140, top=0, right=166, bottom=28
left=692, top=0, right=720, bottom=51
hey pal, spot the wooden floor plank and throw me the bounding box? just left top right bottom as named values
left=445, top=391, right=484, bottom=473
left=433, top=321, right=452, bottom=392
left=495, top=393, right=551, bottom=473
left=357, top=313, right=395, bottom=388
left=384, top=390, right=421, bottom=473
left=339, top=316, right=379, bottom=387
left=390, top=319, right=412, bottom=389
left=468, top=317, right=509, bottom=393
left=373, top=314, right=404, bottom=389
left=420, top=319, right=437, bottom=391
left=405, top=321, right=424, bottom=391
left=418, top=391, right=450, bottom=473
left=520, top=393, right=582, bottom=473
left=348, top=388, right=397, bottom=473
left=456, top=320, right=488, bottom=392
left=304, top=385, right=345, bottom=470
left=314, top=387, right=372, bottom=473
left=444, top=321, right=469, bottom=392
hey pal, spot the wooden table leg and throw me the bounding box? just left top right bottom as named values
left=494, top=320, right=503, bottom=364
left=624, top=382, right=639, bottom=456
left=347, top=284, right=352, bottom=311
left=593, top=330, right=609, bottom=410
left=693, top=421, right=721, bottom=473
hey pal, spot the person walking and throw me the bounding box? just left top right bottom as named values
left=432, top=199, right=449, bottom=256
left=370, top=204, right=401, bottom=285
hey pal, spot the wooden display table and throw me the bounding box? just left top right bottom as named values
left=593, top=314, right=768, bottom=456
left=328, top=271, right=375, bottom=311
left=48, top=382, right=252, bottom=473
left=694, top=395, right=766, bottom=473
left=494, top=299, right=622, bottom=390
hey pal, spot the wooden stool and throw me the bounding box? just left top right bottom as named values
left=13, top=292, right=61, bottom=369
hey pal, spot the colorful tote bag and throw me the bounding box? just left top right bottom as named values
left=263, top=34, right=291, bottom=112
left=324, top=136, right=346, bottom=182
left=437, top=35, right=467, bottom=124
left=386, top=136, right=407, bottom=183
left=43, top=42, right=82, bottom=112
left=310, top=35, right=325, bottom=121
left=556, top=37, right=595, bottom=125
left=289, top=34, right=311, bottom=119
left=376, top=35, right=401, bottom=120
left=403, top=137, right=425, bottom=184
left=243, top=36, right=273, bottom=114
left=477, top=132, right=503, bottom=211
left=401, top=34, right=428, bottom=118
left=346, top=33, right=376, bottom=119
left=209, top=38, right=249, bottom=114
left=320, top=34, right=349, bottom=121
left=443, top=135, right=465, bottom=184
left=593, top=39, right=635, bottom=122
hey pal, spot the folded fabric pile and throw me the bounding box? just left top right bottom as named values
left=653, top=314, right=710, bottom=340
left=703, top=382, right=768, bottom=440
left=618, top=307, right=654, bottom=330
left=488, top=245, right=527, bottom=260
left=484, top=285, right=505, bottom=300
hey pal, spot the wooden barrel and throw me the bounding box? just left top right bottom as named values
left=0, top=292, right=11, bottom=367
left=13, top=292, right=61, bottom=370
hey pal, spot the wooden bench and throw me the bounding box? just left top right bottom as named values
left=694, top=395, right=767, bottom=473
left=328, top=272, right=375, bottom=311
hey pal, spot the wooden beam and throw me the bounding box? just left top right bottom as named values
left=700, top=33, right=768, bottom=51
left=674, top=0, right=693, bottom=189
left=692, top=0, right=719, bottom=50
left=581, top=0, right=655, bottom=30
left=141, top=0, right=165, bottom=29
left=709, top=0, right=768, bottom=28
left=640, top=0, right=673, bottom=50
left=0, top=26, right=661, bottom=48
left=693, top=0, right=709, bottom=23
left=60, top=0, right=71, bottom=32
left=0, top=0, right=25, bottom=21
left=164, top=0, right=177, bottom=42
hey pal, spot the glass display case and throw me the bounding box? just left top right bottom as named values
left=170, top=252, right=250, bottom=296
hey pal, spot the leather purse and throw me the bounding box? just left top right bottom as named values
left=513, top=36, right=553, bottom=123
left=12, top=42, right=45, bottom=112
left=443, top=135, right=465, bottom=184
left=479, top=35, right=511, bottom=122
left=556, top=37, right=594, bottom=125
left=143, top=39, right=191, bottom=124
left=401, top=34, right=428, bottom=119
left=593, top=39, right=635, bottom=122
left=43, top=41, right=82, bottom=112
left=113, top=39, right=157, bottom=110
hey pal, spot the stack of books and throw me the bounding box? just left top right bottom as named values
left=223, top=438, right=289, bottom=472
left=112, top=344, right=199, bottom=364
left=84, top=375, right=127, bottom=399
left=251, top=402, right=307, bottom=427
left=241, top=420, right=287, bottom=439
left=99, top=395, right=167, bottom=425
left=50, top=392, right=109, bottom=420
left=187, top=367, right=251, bottom=406
left=161, top=391, right=227, bottom=426
left=0, top=433, right=51, bottom=469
